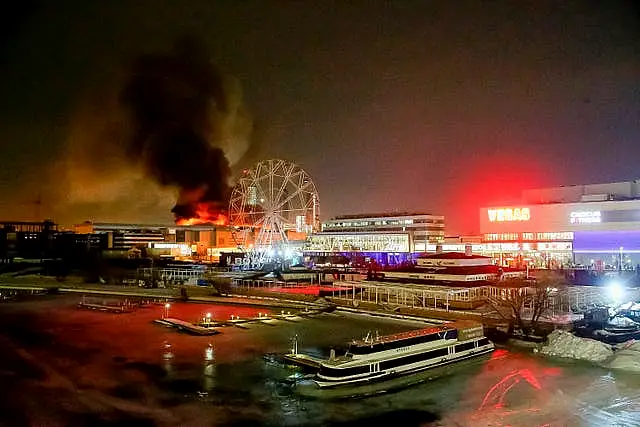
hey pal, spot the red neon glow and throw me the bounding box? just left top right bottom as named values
left=542, top=367, right=561, bottom=376
left=176, top=203, right=228, bottom=226
left=479, top=368, right=542, bottom=411
left=443, top=155, right=552, bottom=234
left=491, top=348, right=510, bottom=359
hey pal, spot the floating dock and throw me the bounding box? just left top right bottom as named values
left=78, top=302, right=132, bottom=313
left=280, top=353, right=325, bottom=370
left=155, top=318, right=221, bottom=336
left=155, top=305, right=333, bottom=333
left=278, top=315, right=304, bottom=322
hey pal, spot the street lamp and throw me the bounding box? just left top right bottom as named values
left=164, top=303, right=171, bottom=319
left=619, top=247, right=624, bottom=272
left=607, top=280, right=624, bottom=304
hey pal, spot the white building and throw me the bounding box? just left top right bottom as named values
left=479, top=179, right=640, bottom=269
left=305, top=212, right=445, bottom=265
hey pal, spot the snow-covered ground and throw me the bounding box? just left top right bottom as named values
left=538, top=330, right=614, bottom=363
left=537, top=328, right=640, bottom=377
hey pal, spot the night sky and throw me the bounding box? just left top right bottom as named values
left=1, top=1, right=639, bottom=234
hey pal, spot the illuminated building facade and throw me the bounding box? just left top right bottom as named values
left=479, top=180, right=640, bottom=269
left=74, top=222, right=242, bottom=262
left=305, top=212, right=445, bottom=265
left=0, top=220, right=58, bottom=261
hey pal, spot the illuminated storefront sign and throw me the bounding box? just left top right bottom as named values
left=484, top=233, right=520, bottom=242
left=483, top=232, right=574, bottom=242
left=488, top=208, right=530, bottom=222
left=534, top=232, right=574, bottom=241
left=570, top=211, right=601, bottom=224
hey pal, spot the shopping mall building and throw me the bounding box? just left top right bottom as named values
left=479, top=180, right=640, bottom=270
left=73, top=222, right=243, bottom=262
left=304, top=212, right=445, bottom=265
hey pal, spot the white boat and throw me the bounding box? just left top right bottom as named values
left=314, top=320, right=493, bottom=388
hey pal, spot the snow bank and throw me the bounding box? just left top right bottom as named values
left=538, top=330, right=613, bottom=363
left=609, top=341, right=640, bottom=373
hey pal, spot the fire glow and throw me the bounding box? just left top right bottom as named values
left=176, top=203, right=228, bottom=226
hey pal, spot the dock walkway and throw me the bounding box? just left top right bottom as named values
left=77, top=302, right=131, bottom=313
left=156, top=318, right=220, bottom=335
left=281, top=353, right=325, bottom=370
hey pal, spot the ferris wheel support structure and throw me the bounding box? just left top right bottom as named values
left=228, top=159, right=320, bottom=270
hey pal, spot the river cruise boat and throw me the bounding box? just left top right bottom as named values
left=314, top=320, right=493, bottom=388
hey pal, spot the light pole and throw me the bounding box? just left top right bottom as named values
left=164, top=303, right=171, bottom=319
left=619, top=246, right=624, bottom=272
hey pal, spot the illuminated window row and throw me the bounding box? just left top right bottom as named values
left=483, top=232, right=574, bottom=242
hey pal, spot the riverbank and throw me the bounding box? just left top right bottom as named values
left=0, top=278, right=489, bottom=324
left=0, top=275, right=324, bottom=310
left=0, top=275, right=577, bottom=333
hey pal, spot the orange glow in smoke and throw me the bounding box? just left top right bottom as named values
left=176, top=203, right=228, bottom=226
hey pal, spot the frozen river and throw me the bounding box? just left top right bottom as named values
left=0, top=295, right=639, bottom=426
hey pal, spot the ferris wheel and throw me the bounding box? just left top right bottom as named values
left=228, top=159, right=320, bottom=269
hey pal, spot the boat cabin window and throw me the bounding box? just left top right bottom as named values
left=379, top=347, right=449, bottom=371
left=319, top=364, right=370, bottom=378
left=477, top=337, right=490, bottom=347
left=455, top=341, right=475, bottom=352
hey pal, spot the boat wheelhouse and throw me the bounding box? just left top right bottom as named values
left=314, top=320, right=493, bottom=388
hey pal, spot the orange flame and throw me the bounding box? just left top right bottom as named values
left=176, top=203, right=228, bottom=226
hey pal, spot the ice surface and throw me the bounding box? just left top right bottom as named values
left=609, top=341, right=640, bottom=373
left=539, top=330, right=613, bottom=363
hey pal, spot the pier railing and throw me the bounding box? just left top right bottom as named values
left=136, top=268, right=205, bottom=286
left=323, top=280, right=638, bottom=315
left=327, top=280, right=484, bottom=311
left=231, top=278, right=312, bottom=289
left=229, top=276, right=640, bottom=316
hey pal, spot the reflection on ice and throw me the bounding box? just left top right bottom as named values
left=205, top=344, right=214, bottom=362
left=441, top=348, right=640, bottom=427
left=202, top=364, right=216, bottom=392
left=478, top=368, right=541, bottom=411
left=162, top=340, right=174, bottom=376
left=203, top=344, right=217, bottom=391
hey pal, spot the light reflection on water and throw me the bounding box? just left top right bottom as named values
left=1, top=296, right=640, bottom=426
left=203, top=344, right=216, bottom=392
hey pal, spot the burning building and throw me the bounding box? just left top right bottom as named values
left=74, top=221, right=245, bottom=263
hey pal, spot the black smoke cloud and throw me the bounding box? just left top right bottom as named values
left=120, top=37, right=235, bottom=220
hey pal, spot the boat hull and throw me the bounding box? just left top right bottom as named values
left=296, top=350, right=498, bottom=399
left=314, top=344, right=494, bottom=388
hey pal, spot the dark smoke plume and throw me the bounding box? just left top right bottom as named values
left=120, top=37, right=233, bottom=221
